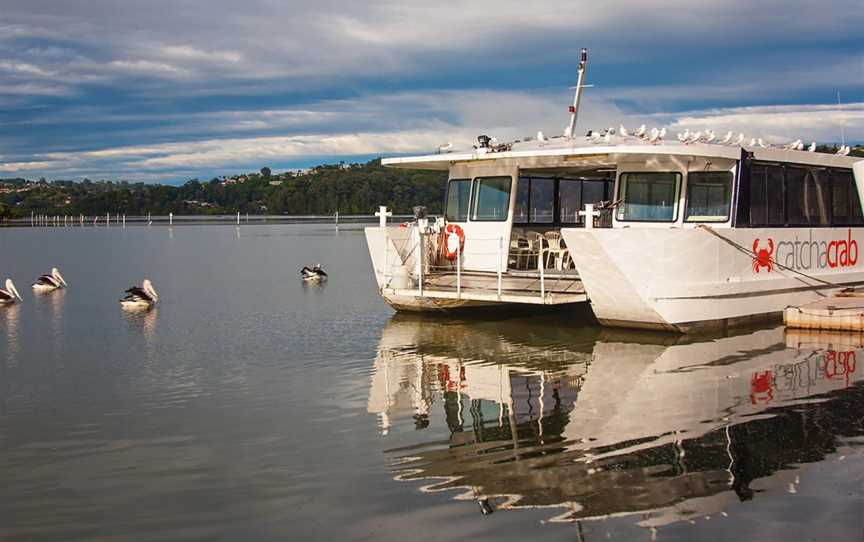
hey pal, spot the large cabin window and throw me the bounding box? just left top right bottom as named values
left=786, top=167, right=830, bottom=226
left=832, top=169, right=864, bottom=225
left=616, top=172, right=681, bottom=222
left=515, top=175, right=614, bottom=226
left=445, top=178, right=471, bottom=222
left=685, top=171, right=733, bottom=222
left=471, top=176, right=511, bottom=221
left=748, top=164, right=785, bottom=226
left=530, top=177, right=555, bottom=223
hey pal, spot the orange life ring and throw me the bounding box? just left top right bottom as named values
left=443, top=224, right=465, bottom=261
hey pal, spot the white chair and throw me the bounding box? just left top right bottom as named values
left=543, top=231, right=571, bottom=271
left=525, top=231, right=546, bottom=271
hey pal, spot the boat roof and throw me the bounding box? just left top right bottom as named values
left=382, top=136, right=862, bottom=171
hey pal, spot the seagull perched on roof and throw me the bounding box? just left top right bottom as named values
left=838, top=145, right=851, bottom=156
left=704, top=130, right=716, bottom=143
left=634, top=124, right=647, bottom=139
left=677, top=130, right=690, bottom=143
left=785, top=139, right=803, bottom=150
left=757, top=138, right=768, bottom=148
left=537, top=131, right=547, bottom=143
left=563, top=125, right=573, bottom=139
left=795, top=140, right=804, bottom=151
left=437, top=142, right=453, bottom=154
left=619, top=124, right=629, bottom=138
left=603, top=131, right=612, bottom=144
left=733, top=133, right=746, bottom=146
left=720, top=131, right=734, bottom=144
left=808, top=141, right=817, bottom=152
left=648, top=127, right=661, bottom=144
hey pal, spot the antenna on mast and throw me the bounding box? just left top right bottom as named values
left=566, top=48, right=590, bottom=139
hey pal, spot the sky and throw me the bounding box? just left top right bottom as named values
left=0, top=0, right=862, bottom=183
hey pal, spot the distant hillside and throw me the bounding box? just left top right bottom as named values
left=1, top=147, right=861, bottom=220
left=0, top=160, right=447, bottom=219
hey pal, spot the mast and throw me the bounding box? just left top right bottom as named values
left=567, top=48, right=588, bottom=139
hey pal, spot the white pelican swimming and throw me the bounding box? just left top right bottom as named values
left=0, top=279, right=23, bottom=305
left=120, top=279, right=159, bottom=309
left=300, top=264, right=328, bottom=282
left=32, top=267, right=68, bottom=292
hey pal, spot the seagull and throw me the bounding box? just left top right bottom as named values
left=720, top=131, right=734, bottom=144
left=795, top=140, right=804, bottom=151
left=648, top=127, right=661, bottom=143
left=563, top=125, right=573, bottom=138
left=436, top=142, right=453, bottom=154
left=536, top=131, right=547, bottom=143
left=704, top=130, right=716, bottom=143
left=300, top=264, right=328, bottom=282
left=808, top=141, right=817, bottom=152
left=603, top=131, right=612, bottom=144
left=838, top=145, right=851, bottom=156
left=120, top=279, right=158, bottom=309
left=634, top=124, right=647, bottom=139
left=733, top=133, right=746, bottom=146
left=32, top=267, right=67, bottom=292
left=690, top=131, right=703, bottom=144
left=0, top=279, right=22, bottom=305
left=749, top=137, right=758, bottom=147
left=785, top=139, right=803, bottom=150
left=658, top=127, right=667, bottom=139
left=757, top=138, right=768, bottom=148
left=677, top=130, right=690, bottom=143
left=588, top=130, right=602, bottom=143
left=619, top=124, right=630, bottom=138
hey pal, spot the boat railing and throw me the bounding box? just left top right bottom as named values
left=379, top=220, right=581, bottom=303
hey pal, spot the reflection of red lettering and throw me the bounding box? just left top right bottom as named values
left=751, top=370, right=774, bottom=405
left=824, top=351, right=857, bottom=387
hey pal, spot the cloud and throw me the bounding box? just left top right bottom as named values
left=0, top=0, right=861, bottom=180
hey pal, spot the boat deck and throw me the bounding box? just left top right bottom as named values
left=387, top=271, right=588, bottom=305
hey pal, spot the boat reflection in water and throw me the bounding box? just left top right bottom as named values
left=367, top=315, right=864, bottom=528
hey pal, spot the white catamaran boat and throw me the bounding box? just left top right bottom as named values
left=365, top=49, right=864, bottom=332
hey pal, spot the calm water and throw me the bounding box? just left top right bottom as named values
left=0, top=224, right=861, bottom=541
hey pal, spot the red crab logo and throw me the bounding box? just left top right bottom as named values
left=752, top=238, right=774, bottom=273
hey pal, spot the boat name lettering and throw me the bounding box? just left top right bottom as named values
left=766, top=229, right=859, bottom=272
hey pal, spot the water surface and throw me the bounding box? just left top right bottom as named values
left=0, top=224, right=861, bottom=541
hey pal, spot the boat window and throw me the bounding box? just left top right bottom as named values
left=832, top=169, right=864, bottom=225
left=616, top=172, right=681, bottom=222
left=685, top=171, right=733, bottom=222
left=530, top=177, right=555, bottom=223
left=748, top=164, right=784, bottom=226
left=558, top=180, right=582, bottom=224
left=514, top=178, right=530, bottom=222
left=445, top=178, right=472, bottom=222
left=471, top=176, right=511, bottom=221
left=787, top=167, right=830, bottom=226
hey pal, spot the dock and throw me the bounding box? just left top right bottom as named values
left=784, top=290, right=864, bottom=331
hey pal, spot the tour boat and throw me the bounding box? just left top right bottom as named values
left=365, top=49, right=864, bottom=331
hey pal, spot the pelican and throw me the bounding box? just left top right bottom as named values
left=0, top=279, right=22, bottom=305
left=120, top=279, right=158, bottom=309
left=32, top=267, right=67, bottom=292
left=300, top=264, right=328, bottom=282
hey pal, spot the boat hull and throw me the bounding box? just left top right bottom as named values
left=562, top=226, right=864, bottom=332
